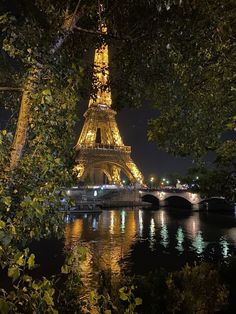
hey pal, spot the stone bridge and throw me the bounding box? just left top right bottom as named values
left=139, top=189, right=225, bottom=209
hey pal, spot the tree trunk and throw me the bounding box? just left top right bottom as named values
left=9, top=66, right=41, bottom=170
left=9, top=3, right=81, bottom=171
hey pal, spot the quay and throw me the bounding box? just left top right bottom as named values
left=65, top=186, right=148, bottom=209
left=63, top=186, right=233, bottom=212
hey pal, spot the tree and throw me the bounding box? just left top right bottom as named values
left=166, top=263, right=228, bottom=313
left=187, top=140, right=236, bottom=203
left=0, top=0, right=235, bottom=311
left=111, top=0, right=235, bottom=200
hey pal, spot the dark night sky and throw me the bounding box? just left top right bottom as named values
left=117, top=106, right=193, bottom=179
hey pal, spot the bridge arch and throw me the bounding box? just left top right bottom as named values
left=164, top=196, right=192, bottom=209
left=142, top=194, right=160, bottom=206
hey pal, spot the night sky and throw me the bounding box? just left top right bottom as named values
left=117, top=106, right=193, bottom=179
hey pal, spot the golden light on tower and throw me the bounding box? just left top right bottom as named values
left=74, top=22, right=144, bottom=186
left=88, top=24, right=112, bottom=108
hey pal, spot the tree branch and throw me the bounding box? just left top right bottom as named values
left=0, top=87, right=23, bottom=91
left=75, top=25, right=152, bottom=42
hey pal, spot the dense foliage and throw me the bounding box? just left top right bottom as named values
left=0, top=0, right=235, bottom=312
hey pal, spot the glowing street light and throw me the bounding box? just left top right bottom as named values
left=150, top=176, right=155, bottom=189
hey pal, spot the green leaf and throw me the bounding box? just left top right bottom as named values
left=61, top=264, right=69, bottom=274
left=55, top=158, right=61, bottom=164
left=31, top=93, right=38, bottom=99
left=27, top=253, right=35, bottom=269
left=23, top=275, right=32, bottom=282
left=43, top=291, right=54, bottom=306
left=61, top=103, right=67, bottom=109
left=0, top=298, right=9, bottom=314
left=45, top=95, right=53, bottom=104
left=0, top=14, right=8, bottom=25
left=3, top=197, right=11, bottom=207
left=32, top=282, right=40, bottom=290
left=104, top=310, right=111, bottom=314
left=78, top=246, right=87, bottom=260
left=1, top=234, right=13, bottom=246
left=16, top=254, right=25, bottom=266
left=8, top=266, right=20, bottom=282
left=135, top=298, right=142, bottom=305
left=119, top=292, right=128, bottom=301
left=0, top=220, right=6, bottom=229
left=42, top=89, right=51, bottom=95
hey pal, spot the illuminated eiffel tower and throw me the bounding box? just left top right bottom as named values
left=74, top=24, right=144, bottom=186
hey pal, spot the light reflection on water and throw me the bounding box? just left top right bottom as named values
left=192, top=231, right=206, bottom=255
left=149, top=218, right=155, bottom=251
left=176, top=227, right=184, bottom=253
left=64, top=208, right=236, bottom=280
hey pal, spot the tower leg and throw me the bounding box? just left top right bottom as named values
left=126, top=161, right=144, bottom=185
left=111, top=165, right=121, bottom=185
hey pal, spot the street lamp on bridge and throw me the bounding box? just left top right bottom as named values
left=150, top=176, right=155, bottom=189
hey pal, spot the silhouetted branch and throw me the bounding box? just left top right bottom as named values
left=0, top=87, right=23, bottom=92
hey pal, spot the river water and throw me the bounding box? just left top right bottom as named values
left=64, top=207, right=236, bottom=285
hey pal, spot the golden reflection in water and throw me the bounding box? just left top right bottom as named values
left=65, top=210, right=137, bottom=281
left=160, top=210, right=165, bottom=227
left=65, top=218, right=83, bottom=247
left=109, top=210, right=115, bottom=235
left=98, top=210, right=137, bottom=274
left=153, top=209, right=168, bottom=228
left=185, top=213, right=200, bottom=239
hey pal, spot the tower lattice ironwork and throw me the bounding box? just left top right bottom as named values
left=74, top=25, right=144, bottom=185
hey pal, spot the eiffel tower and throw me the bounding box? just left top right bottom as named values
left=74, top=24, right=144, bottom=186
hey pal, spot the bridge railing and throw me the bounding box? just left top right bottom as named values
left=140, top=188, right=189, bottom=193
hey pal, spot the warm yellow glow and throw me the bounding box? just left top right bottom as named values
left=110, top=210, right=115, bottom=235
left=65, top=219, right=83, bottom=247
left=126, top=162, right=144, bottom=184
left=111, top=165, right=121, bottom=184
left=185, top=214, right=200, bottom=239
left=73, top=163, right=85, bottom=178
left=74, top=24, right=144, bottom=186
left=89, top=24, right=111, bottom=108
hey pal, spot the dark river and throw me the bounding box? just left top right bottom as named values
left=64, top=207, right=236, bottom=284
